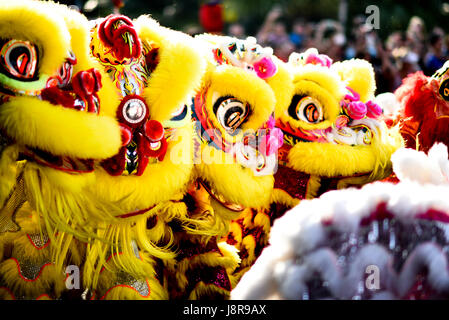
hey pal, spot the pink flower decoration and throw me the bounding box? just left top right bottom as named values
left=319, top=54, right=333, bottom=68
left=366, top=101, right=383, bottom=119
left=305, top=53, right=332, bottom=68
left=271, top=127, right=284, bottom=146
left=264, top=128, right=284, bottom=156
left=260, top=125, right=284, bottom=156
left=254, top=57, right=277, bottom=79
left=345, top=101, right=367, bottom=120
left=267, top=115, right=276, bottom=129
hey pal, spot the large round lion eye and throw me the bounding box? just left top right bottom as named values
left=213, top=96, right=250, bottom=133
left=0, top=40, right=38, bottom=80
left=288, top=95, right=323, bottom=123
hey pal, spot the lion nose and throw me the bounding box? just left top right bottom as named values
left=144, top=119, right=165, bottom=142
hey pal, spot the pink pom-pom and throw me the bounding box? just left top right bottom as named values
left=366, top=101, right=383, bottom=119
left=319, top=54, right=333, bottom=68
left=346, top=101, right=367, bottom=120
left=265, top=136, right=279, bottom=156
left=254, top=57, right=277, bottom=79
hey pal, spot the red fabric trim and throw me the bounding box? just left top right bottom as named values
left=99, top=278, right=151, bottom=300
left=0, top=286, right=16, bottom=299
left=22, top=149, right=94, bottom=174
left=26, top=234, right=51, bottom=250
left=9, top=258, right=53, bottom=282
left=199, top=180, right=245, bottom=213
left=116, top=205, right=156, bottom=219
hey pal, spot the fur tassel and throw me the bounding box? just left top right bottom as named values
left=83, top=213, right=176, bottom=291
left=395, top=71, right=449, bottom=153
left=0, top=145, right=19, bottom=210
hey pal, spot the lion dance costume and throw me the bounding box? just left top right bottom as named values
left=0, top=0, right=123, bottom=299
left=224, top=49, right=403, bottom=283
left=394, top=60, right=449, bottom=154
left=0, top=1, right=206, bottom=300
left=1, top=0, right=437, bottom=301
left=160, top=35, right=287, bottom=299
left=81, top=13, right=205, bottom=299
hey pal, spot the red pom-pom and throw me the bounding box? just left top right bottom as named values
left=41, top=86, right=75, bottom=109
left=74, top=71, right=95, bottom=96
left=199, top=3, right=223, bottom=34
left=72, top=69, right=102, bottom=100
left=97, top=15, right=142, bottom=60
left=140, top=132, right=168, bottom=162
left=144, top=119, right=164, bottom=142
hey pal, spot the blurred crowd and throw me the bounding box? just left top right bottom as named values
left=226, top=7, right=449, bottom=94
left=67, top=0, right=448, bottom=95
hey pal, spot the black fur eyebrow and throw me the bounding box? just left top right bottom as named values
left=170, top=105, right=188, bottom=121
left=213, top=95, right=234, bottom=115
left=288, top=94, right=307, bottom=120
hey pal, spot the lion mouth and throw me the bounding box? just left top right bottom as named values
left=0, top=127, right=94, bottom=174
left=40, top=68, right=103, bottom=115
left=199, top=179, right=245, bottom=212
left=20, top=145, right=94, bottom=174
left=278, top=117, right=382, bottom=148
left=324, top=118, right=380, bottom=146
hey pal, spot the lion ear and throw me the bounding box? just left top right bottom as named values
left=331, top=59, right=376, bottom=102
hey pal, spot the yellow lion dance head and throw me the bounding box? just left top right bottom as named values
left=161, top=35, right=289, bottom=299
left=0, top=0, right=124, bottom=300
left=191, top=35, right=286, bottom=219
left=82, top=14, right=206, bottom=299
left=272, top=48, right=403, bottom=208
left=0, top=0, right=122, bottom=234
left=223, top=49, right=404, bottom=287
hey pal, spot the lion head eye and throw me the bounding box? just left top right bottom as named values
left=170, top=104, right=188, bottom=121
left=0, top=39, right=38, bottom=80
left=288, top=95, right=323, bottom=123
left=213, top=96, right=250, bottom=134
